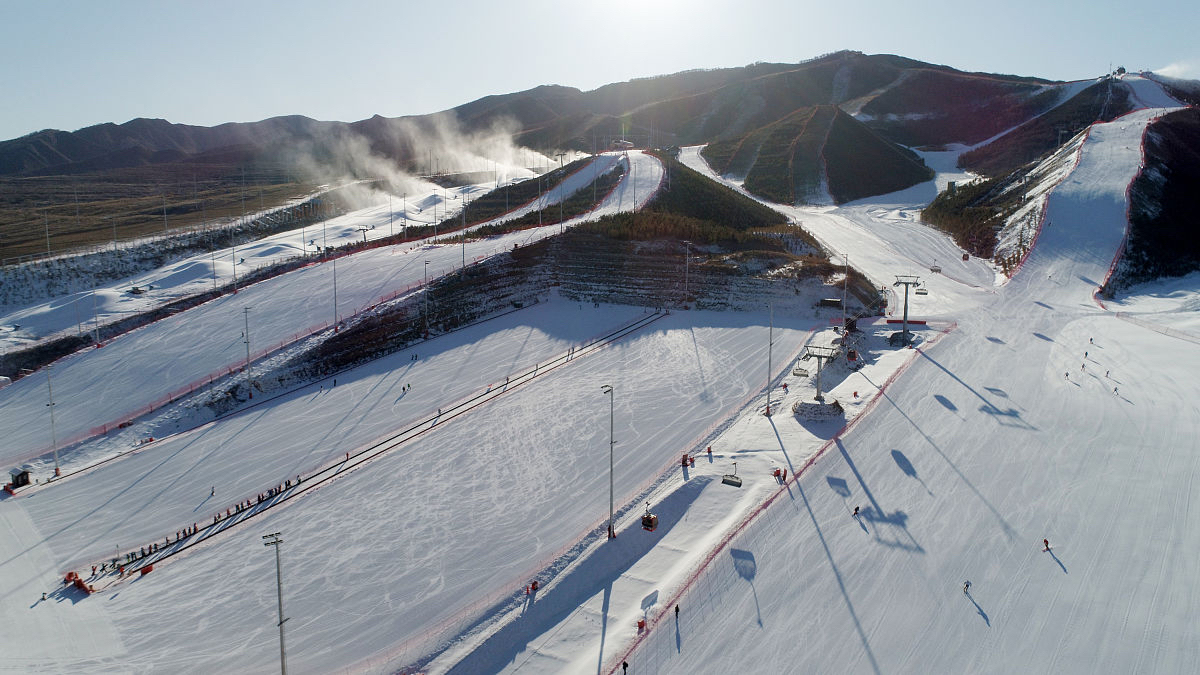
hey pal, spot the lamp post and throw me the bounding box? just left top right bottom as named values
left=424, top=260, right=430, bottom=335
left=243, top=307, right=252, bottom=374
left=262, top=533, right=288, bottom=675
left=21, top=367, right=58, bottom=477
left=682, top=240, right=691, bottom=301
left=601, top=384, right=615, bottom=539
left=765, top=305, right=774, bottom=416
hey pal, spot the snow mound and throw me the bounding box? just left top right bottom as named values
left=791, top=397, right=845, bottom=420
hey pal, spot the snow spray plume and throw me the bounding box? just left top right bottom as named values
left=279, top=112, right=554, bottom=210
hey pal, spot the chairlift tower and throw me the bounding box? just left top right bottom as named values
left=800, top=345, right=839, bottom=402
left=893, top=275, right=922, bottom=345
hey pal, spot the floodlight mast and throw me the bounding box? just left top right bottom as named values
left=262, top=533, right=288, bottom=675
left=601, top=385, right=615, bottom=539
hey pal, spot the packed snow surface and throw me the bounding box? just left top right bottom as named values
left=2, top=80, right=1198, bottom=675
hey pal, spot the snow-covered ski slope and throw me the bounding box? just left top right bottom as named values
left=609, top=104, right=1200, bottom=672
left=0, top=151, right=662, bottom=466
left=3, top=74, right=1198, bottom=673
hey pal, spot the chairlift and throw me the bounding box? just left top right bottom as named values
left=915, top=285, right=928, bottom=296
left=641, top=502, right=658, bottom=531
left=722, top=461, right=743, bottom=488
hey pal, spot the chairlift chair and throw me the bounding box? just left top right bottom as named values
left=641, top=502, right=658, bottom=531
left=722, top=461, right=743, bottom=488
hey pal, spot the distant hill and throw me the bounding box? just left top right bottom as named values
left=0, top=51, right=1060, bottom=181
left=5, top=51, right=1198, bottom=271
left=702, top=104, right=933, bottom=205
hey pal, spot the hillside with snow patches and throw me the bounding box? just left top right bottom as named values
left=1, top=75, right=1198, bottom=674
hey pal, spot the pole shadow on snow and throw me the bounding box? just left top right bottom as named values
left=1034, top=301, right=1054, bottom=311
left=10, top=420, right=226, bottom=571
left=917, top=351, right=1036, bottom=431
left=931, top=391, right=960, bottom=413
left=1032, top=332, right=1054, bottom=342
left=793, top=480, right=882, bottom=675
left=729, top=548, right=762, bottom=628
left=891, top=449, right=933, bottom=496
left=860, top=372, right=1017, bottom=540
left=964, top=590, right=990, bottom=626
left=838, top=440, right=923, bottom=553
left=442, top=477, right=711, bottom=675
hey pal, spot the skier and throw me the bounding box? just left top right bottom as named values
left=623, top=662, right=629, bottom=674
left=1089, top=337, right=1093, bottom=344
left=1043, top=538, right=1050, bottom=551
left=1105, top=370, right=1110, bottom=378
left=853, top=506, right=860, bottom=517
left=1114, top=386, right=1118, bottom=395
left=210, top=486, right=215, bottom=497
left=675, top=604, right=680, bottom=618
left=963, top=580, right=971, bottom=594
left=1084, top=351, right=1088, bottom=359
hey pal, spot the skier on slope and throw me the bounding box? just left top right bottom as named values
left=963, top=580, right=971, bottom=594
left=1043, top=538, right=1050, bottom=551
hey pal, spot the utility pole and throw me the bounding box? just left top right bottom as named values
left=601, top=384, right=615, bottom=539
left=262, top=533, right=288, bottom=675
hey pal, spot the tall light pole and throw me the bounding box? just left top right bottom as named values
left=601, top=384, right=615, bottom=539
left=842, top=253, right=849, bottom=329
left=765, top=305, right=774, bottom=416
left=424, top=260, right=430, bottom=335
left=262, top=533, right=288, bottom=675
left=47, top=365, right=59, bottom=475
left=21, top=368, right=58, bottom=477
left=243, top=307, right=252, bottom=373
left=682, top=240, right=691, bottom=301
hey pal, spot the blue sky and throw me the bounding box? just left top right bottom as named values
left=1, top=0, right=1195, bottom=141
